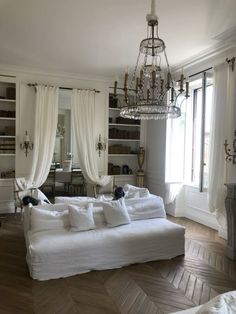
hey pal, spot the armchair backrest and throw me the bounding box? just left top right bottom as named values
left=94, top=176, right=115, bottom=198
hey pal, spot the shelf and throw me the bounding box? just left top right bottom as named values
left=0, top=99, right=15, bottom=103
left=109, top=139, right=140, bottom=142
left=113, top=174, right=136, bottom=177
left=0, top=136, right=15, bottom=138
left=109, top=123, right=140, bottom=127
left=0, top=154, right=15, bottom=156
left=0, top=117, right=16, bottom=120
left=0, top=178, right=14, bottom=181
left=108, top=154, right=137, bottom=157
left=108, top=107, right=120, bottom=111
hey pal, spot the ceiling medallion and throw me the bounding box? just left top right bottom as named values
left=113, top=0, right=189, bottom=120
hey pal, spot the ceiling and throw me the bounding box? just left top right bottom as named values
left=0, top=0, right=236, bottom=79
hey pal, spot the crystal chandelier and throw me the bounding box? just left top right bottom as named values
left=113, top=0, right=189, bottom=120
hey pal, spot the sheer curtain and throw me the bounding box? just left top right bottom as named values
left=165, top=108, right=186, bottom=204
left=208, top=63, right=236, bottom=235
left=71, top=89, right=110, bottom=186
left=27, top=85, right=59, bottom=188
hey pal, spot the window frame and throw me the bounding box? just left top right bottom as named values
left=188, top=71, right=213, bottom=192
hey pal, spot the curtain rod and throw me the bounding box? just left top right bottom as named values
left=27, top=83, right=100, bottom=93
left=183, top=57, right=235, bottom=79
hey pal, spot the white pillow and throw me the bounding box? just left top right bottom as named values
left=31, top=207, right=69, bottom=233
left=124, top=190, right=140, bottom=199
left=125, top=196, right=166, bottom=220
left=123, top=184, right=150, bottom=199
left=102, top=198, right=131, bottom=227
left=68, top=204, right=95, bottom=232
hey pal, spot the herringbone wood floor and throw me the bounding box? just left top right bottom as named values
left=0, top=215, right=236, bottom=314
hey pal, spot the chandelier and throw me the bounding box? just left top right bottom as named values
left=113, top=0, right=189, bottom=120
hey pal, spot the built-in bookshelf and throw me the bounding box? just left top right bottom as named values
left=0, top=77, right=16, bottom=179
left=108, top=94, right=141, bottom=184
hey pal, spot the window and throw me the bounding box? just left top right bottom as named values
left=165, top=70, right=213, bottom=192
left=185, top=71, right=213, bottom=191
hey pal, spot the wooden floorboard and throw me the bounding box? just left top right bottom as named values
left=0, top=215, right=236, bottom=314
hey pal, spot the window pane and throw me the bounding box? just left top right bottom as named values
left=203, top=84, right=213, bottom=189
left=192, top=88, right=202, bottom=186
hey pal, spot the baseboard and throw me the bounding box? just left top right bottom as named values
left=169, top=205, right=219, bottom=231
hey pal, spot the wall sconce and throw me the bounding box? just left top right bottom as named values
left=224, top=130, right=236, bottom=164
left=96, top=134, right=106, bottom=157
left=20, top=130, right=33, bottom=157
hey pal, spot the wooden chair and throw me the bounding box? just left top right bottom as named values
left=69, top=169, right=85, bottom=196
left=41, top=169, right=56, bottom=197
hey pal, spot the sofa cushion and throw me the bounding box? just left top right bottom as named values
left=31, top=207, right=69, bottom=233
left=102, top=198, right=131, bottom=227
left=68, top=204, right=95, bottom=232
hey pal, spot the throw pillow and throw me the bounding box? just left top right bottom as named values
left=68, top=203, right=95, bottom=232
left=102, top=198, right=131, bottom=227
left=31, top=207, right=69, bottom=233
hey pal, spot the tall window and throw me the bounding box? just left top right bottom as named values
left=185, top=71, right=213, bottom=191
left=166, top=70, right=213, bottom=192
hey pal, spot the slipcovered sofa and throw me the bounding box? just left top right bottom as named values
left=24, top=195, right=185, bottom=281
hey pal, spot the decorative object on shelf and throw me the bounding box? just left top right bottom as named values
left=6, top=87, right=16, bottom=100
left=224, top=130, right=236, bottom=164
left=136, top=147, right=145, bottom=187
left=112, top=0, right=189, bottom=120
left=56, top=123, right=65, bottom=138
left=20, top=130, right=33, bottom=157
left=122, top=165, right=129, bottom=175
left=96, top=134, right=106, bottom=157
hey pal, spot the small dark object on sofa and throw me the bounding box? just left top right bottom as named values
left=113, top=187, right=125, bottom=200
left=22, top=196, right=39, bottom=206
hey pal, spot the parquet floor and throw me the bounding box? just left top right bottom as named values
left=0, top=215, right=236, bottom=314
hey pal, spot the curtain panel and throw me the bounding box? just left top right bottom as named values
left=208, top=63, right=236, bottom=233
left=71, top=89, right=110, bottom=186
left=27, top=85, right=59, bottom=188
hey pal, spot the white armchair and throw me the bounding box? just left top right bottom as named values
left=14, top=177, right=35, bottom=215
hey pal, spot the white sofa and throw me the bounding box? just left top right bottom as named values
left=24, top=196, right=185, bottom=281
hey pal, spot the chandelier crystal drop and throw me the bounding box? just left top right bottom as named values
left=113, top=0, right=189, bottom=120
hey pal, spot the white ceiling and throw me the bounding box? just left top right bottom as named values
left=0, top=0, right=236, bottom=78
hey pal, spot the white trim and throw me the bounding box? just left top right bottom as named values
left=0, top=63, right=112, bottom=84
left=172, top=25, right=236, bottom=73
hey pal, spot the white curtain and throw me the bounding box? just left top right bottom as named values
left=208, top=63, right=236, bottom=234
left=27, top=85, right=59, bottom=188
left=71, top=89, right=110, bottom=186
left=165, top=107, right=185, bottom=204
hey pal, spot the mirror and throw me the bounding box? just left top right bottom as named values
left=53, top=90, right=72, bottom=168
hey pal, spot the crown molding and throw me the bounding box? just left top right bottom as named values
left=0, top=63, right=112, bottom=84
left=171, top=42, right=235, bottom=73
left=213, top=25, right=236, bottom=43
left=172, top=26, right=236, bottom=73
